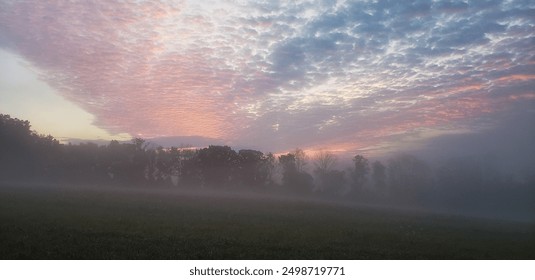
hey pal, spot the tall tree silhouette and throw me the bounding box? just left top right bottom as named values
left=279, top=151, right=313, bottom=193
left=313, top=151, right=345, bottom=195
left=198, top=145, right=239, bottom=187
left=0, top=114, right=61, bottom=179
left=238, top=149, right=269, bottom=188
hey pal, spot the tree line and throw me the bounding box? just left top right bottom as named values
left=1, top=113, right=533, bottom=214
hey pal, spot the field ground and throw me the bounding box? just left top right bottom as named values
left=1, top=183, right=534, bottom=259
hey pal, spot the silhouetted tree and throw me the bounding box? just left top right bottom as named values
left=180, top=149, right=202, bottom=187
left=351, top=155, right=369, bottom=193
left=293, top=148, right=307, bottom=173
left=279, top=153, right=297, bottom=184
left=132, top=137, right=149, bottom=152
left=260, top=152, right=276, bottom=186
left=198, top=145, right=239, bottom=187
left=128, top=138, right=150, bottom=184
left=0, top=114, right=63, bottom=180
left=144, top=146, right=170, bottom=185
left=0, top=114, right=33, bottom=177
left=279, top=151, right=313, bottom=193
left=313, top=151, right=345, bottom=195
left=313, top=150, right=337, bottom=175
left=237, top=149, right=265, bottom=187
left=167, top=146, right=191, bottom=186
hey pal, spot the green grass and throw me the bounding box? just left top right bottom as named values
left=1, top=184, right=534, bottom=259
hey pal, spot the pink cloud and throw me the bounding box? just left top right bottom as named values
left=1, top=0, right=533, bottom=156
left=0, top=0, right=260, bottom=140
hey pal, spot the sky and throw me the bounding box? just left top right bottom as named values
left=0, top=0, right=534, bottom=158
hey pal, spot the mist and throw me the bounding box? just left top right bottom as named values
left=2, top=112, right=534, bottom=223
left=2, top=113, right=535, bottom=259
left=2, top=0, right=535, bottom=261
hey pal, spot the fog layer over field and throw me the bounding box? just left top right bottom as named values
left=2, top=181, right=535, bottom=259
left=1, top=113, right=534, bottom=223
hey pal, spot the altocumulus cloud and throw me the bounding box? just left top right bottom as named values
left=0, top=0, right=533, bottom=155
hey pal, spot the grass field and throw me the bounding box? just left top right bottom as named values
left=1, top=183, right=534, bottom=259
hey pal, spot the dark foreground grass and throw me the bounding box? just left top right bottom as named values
left=1, top=183, right=534, bottom=259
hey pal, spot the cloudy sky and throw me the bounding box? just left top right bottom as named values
left=1, top=0, right=534, bottom=156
